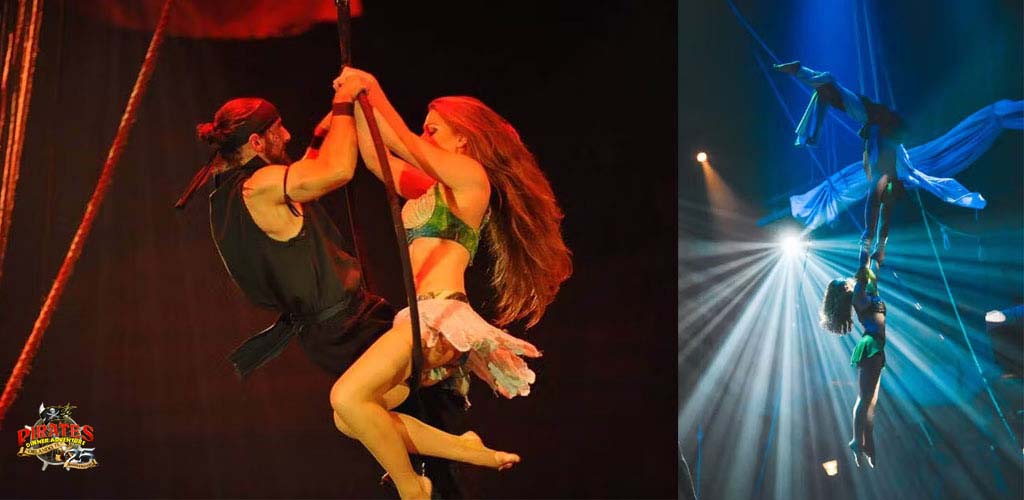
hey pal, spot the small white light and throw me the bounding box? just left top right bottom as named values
left=696, top=152, right=708, bottom=163
left=822, top=459, right=838, bottom=476
left=986, top=310, right=1007, bottom=324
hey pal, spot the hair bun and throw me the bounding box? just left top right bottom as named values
left=196, top=121, right=226, bottom=145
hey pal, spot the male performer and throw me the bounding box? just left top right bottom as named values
left=774, top=61, right=908, bottom=268
left=182, top=71, right=463, bottom=498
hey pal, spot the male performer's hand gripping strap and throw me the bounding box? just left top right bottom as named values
left=334, top=0, right=424, bottom=392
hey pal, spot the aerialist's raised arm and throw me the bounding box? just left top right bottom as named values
left=853, top=266, right=876, bottom=308
left=353, top=103, right=436, bottom=199
left=337, top=68, right=488, bottom=194
left=246, top=79, right=365, bottom=205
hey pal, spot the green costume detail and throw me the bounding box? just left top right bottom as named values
left=403, top=183, right=486, bottom=264
left=850, top=334, right=883, bottom=367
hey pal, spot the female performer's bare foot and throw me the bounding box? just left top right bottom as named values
left=460, top=431, right=521, bottom=471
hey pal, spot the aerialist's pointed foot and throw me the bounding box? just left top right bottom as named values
left=460, top=430, right=521, bottom=471
left=773, top=60, right=802, bottom=75
left=849, top=439, right=864, bottom=468
left=864, top=452, right=876, bottom=469
left=494, top=451, right=521, bottom=471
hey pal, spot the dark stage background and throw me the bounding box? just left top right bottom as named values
left=0, top=1, right=677, bottom=498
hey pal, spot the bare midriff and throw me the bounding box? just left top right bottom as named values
left=409, top=237, right=471, bottom=294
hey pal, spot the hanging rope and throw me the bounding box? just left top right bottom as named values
left=860, top=0, right=880, bottom=102
left=0, top=0, right=43, bottom=290
left=914, top=190, right=1018, bottom=447
left=331, top=1, right=373, bottom=293
left=333, top=0, right=424, bottom=393
left=0, top=0, right=175, bottom=428
left=852, top=0, right=866, bottom=94
left=725, top=0, right=781, bottom=65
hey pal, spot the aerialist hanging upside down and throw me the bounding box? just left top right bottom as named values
left=820, top=265, right=887, bottom=469
left=774, top=61, right=908, bottom=268
left=328, top=67, right=572, bottom=499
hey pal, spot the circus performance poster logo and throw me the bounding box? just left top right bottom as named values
left=16, top=403, right=98, bottom=470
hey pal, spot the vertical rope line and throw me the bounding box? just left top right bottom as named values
left=0, top=0, right=26, bottom=212
left=861, top=0, right=880, bottom=101
left=0, top=0, right=175, bottom=428
left=914, top=190, right=1018, bottom=448
left=0, top=0, right=37, bottom=288
left=852, top=0, right=866, bottom=95
left=0, top=0, right=26, bottom=161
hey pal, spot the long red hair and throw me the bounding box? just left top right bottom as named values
left=429, top=96, right=572, bottom=328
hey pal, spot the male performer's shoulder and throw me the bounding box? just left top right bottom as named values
left=242, top=163, right=289, bottom=205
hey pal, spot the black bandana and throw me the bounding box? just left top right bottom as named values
left=219, top=99, right=280, bottom=152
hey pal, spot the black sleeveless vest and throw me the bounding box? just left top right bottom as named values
left=208, top=156, right=392, bottom=377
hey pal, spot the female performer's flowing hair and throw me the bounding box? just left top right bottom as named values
left=820, top=278, right=855, bottom=335
left=428, top=96, right=572, bottom=327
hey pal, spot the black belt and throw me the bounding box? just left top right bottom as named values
left=228, top=298, right=352, bottom=379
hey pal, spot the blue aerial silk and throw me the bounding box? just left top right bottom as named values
left=790, top=99, right=1023, bottom=229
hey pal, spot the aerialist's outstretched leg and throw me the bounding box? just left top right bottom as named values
left=773, top=61, right=870, bottom=125
left=850, top=352, right=883, bottom=468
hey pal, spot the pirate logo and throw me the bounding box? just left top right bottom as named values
left=16, top=403, right=98, bottom=470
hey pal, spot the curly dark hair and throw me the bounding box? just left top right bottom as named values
left=820, top=278, right=854, bottom=335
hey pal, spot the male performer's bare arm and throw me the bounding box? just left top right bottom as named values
left=245, top=80, right=365, bottom=207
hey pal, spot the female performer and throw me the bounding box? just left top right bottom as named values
left=329, top=67, right=572, bottom=499
left=820, top=265, right=887, bottom=468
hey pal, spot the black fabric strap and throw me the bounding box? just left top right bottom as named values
left=282, top=164, right=302, bottom=217
left=332, top=101, right=354, bottom=116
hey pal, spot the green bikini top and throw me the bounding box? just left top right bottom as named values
left=402, top=183, right=486, bottom=264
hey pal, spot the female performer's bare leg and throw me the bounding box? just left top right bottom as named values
left=330, top=324, right=518, bottom=499
left=850, top=353, right=883, bottom=468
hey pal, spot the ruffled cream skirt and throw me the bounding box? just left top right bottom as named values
left=394, top=298, right=541, bottom=400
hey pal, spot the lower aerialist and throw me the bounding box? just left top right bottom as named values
left=820, top=263, right=888, bottom=468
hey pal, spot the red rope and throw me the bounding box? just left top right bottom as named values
left=0, top=0, right=39, bottom=288
left=0, top=0, right=175, bottom=429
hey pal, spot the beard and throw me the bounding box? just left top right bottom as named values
left=263, top=140, right=292, bottom=165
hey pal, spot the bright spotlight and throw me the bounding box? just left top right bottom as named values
left=986, top=310, right=1007, bottom=324
left=821, top=459, right=838, bottom=476
left=696, top=152, right=708, bottom=163
left=779, top=233, right=808, bottom=257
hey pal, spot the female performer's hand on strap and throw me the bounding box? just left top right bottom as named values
left=333, top=67, right=489, bottom=197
